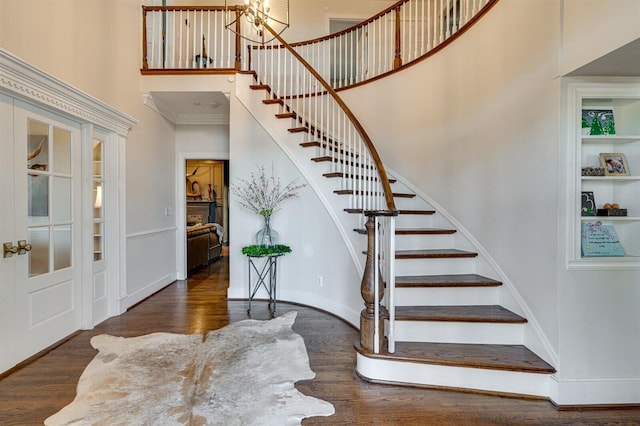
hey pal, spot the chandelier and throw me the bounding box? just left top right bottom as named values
left=225, top=0, right=290, bottom=43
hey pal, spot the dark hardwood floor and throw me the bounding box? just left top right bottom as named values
left=1, top=251, right=639, bottom=425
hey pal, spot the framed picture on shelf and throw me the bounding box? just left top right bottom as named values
left=581, top=191, right=596, bottom=216
left=599, top=153, right=630, bottom=176
left=582, top=109, right=615, bottom=135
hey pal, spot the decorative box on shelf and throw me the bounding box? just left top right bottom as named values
left=596, top=208, right=627, bottom=216
left=581, top=166, right=605, bottom=176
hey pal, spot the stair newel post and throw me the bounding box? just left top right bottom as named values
left=361, top=213, right=385, bottom=353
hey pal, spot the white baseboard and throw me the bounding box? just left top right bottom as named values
left=119, top=273, right=175, bottom=312
left=550, top=376, right=640, bottom=406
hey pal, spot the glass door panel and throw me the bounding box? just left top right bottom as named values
left=52, top=127, right=71, bottom=174
left=52, top=177, right=71, bottom=222
left=26, top=118, right=73, bottom=276
left=53, top=225, right=72, bottom=270
left=27, top=226, right=49, bottom=276
left=27, top=174, right=49, bottom=223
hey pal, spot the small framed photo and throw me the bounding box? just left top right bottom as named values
left=600, top=153, right=630, bottom=176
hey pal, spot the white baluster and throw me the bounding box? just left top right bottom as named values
left=388, top=215, right=396, bottom=353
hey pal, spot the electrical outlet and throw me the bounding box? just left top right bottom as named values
left=164, top=207, right=173, bottom=216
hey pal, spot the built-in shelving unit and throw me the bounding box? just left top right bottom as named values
left=567, top=82, right=640, bottom=270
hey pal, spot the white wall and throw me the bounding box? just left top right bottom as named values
left=176, top=124, right=229, bottom=154
left=562, top=0, right=640, bottom=75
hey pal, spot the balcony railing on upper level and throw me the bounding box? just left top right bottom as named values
left=141, top=0, right=497, bottom=87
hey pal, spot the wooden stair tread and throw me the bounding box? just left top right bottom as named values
left=395, top=274, right=502, bottom=288
left=393, top=305, right=526, bottom=323
left=263, top=98, right=283, bottom=105
left=312, top=156, right=375, bottom=169
left=335, top=189, right=415, bottom=198
left=288, top=126, right=308, bottom=133
left=250, top=84, right=270, bottom=90
left=395, top=249, right=477, bottom=259
left=275, top=112, right=296, bottom=119
left=355, top=341, right=555, bottom=374
left=398, top=209, right=436, bottom=215
left=354, top=228, right=456, bottom=235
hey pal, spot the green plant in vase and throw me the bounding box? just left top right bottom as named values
left=232, top=165, right=306, bottom=247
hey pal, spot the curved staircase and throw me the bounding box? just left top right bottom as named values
left=240, top=76, right=555, bottom=398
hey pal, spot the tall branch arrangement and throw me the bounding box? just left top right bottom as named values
left=232, top=165, right=306, bottom=217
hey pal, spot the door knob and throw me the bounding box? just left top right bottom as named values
left=17, top=240, right=32, bottom=255
left=3, top=242, right=18, bottom=258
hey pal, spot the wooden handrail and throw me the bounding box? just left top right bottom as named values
left=142, top=6, right=230, bottom=12
left=287, top=0, right=408, bottom=46
left=262, top=23, right=397, bottom=212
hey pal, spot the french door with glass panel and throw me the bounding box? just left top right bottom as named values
left=0, top=98, right=82, bottom=372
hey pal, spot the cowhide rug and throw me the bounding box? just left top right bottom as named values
left=45, top=311, right=334, bottom=425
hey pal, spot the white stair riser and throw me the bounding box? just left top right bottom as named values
left=395, top=215, right=436, bottom=228
left=395, top=258, right=476, bottom=276
left=394, top=234, right=454, bottom=250
left=391, top=321, right=524, bottom=345
left=356, top=354, right=551, bottom=398
left=393, top=286, right=499, bottom=306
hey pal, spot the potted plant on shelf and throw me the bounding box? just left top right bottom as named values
left=232, top=165, right=306, bottom=247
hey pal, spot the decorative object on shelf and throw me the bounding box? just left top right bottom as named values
left=581, top=166, right=605, bottom=176
left=224, top=0, right=290, bottom=43
left=597, top=203, right=627, bottom=216
left=581, top=192, right=596, bottom=216
left=232, top=165, right=306, bottom=247
left=581, top=221, right=624, bottom=257
left=582, top=109, right=615, bottom=135
left=599, top=153, right=630, bottom=176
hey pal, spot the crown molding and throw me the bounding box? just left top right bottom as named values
left=0, top=48, right=137, bottom=135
